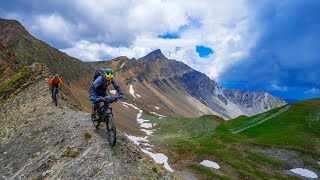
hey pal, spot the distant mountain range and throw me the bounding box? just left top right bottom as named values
left=0, top=18, right=286, bottom=121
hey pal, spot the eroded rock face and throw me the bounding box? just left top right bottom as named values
left=125, top=50, right=286, bottom=119
left=0, top=64, right=173, bottom=179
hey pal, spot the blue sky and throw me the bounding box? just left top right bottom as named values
left=1, top=0, right=320, bottom=100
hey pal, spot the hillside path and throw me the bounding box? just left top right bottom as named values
left=232, top=105, right=291, bottom=134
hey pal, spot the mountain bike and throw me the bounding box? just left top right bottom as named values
left=52, top=86, right=58, bottom=106
left=91, top=96, right=120, bottom=147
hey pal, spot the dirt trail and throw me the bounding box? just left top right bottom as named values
left=232, top=105, right=291, bottom=134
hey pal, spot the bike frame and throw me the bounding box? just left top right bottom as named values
left=98, top=102, right=113, bottom=122
left=92, top=97, right=118, bottom=147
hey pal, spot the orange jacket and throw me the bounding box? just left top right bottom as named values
left=48, top=77, right=64, bottom=87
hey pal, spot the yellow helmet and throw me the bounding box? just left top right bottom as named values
left=104, top=68, right=114, bottom=80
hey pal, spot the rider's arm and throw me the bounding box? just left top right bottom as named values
left=48, top=78, right=53, bottom=86
left=58, top=78, right=64, bottom=87
left=90, top=76, right=103, bottom=98
left=111, top=78, right=123, bottom=96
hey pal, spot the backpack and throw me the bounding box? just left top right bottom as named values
left=93, top=69, right=105, bottom=82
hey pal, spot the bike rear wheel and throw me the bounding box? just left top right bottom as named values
left=106, top=114, right=116, bottom=147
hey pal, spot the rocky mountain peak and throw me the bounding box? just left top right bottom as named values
left=0, top=18, right=34, bottom=43
left=141, top=49, right=167, bottom=61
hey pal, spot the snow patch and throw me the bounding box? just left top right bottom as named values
left=126, top=134, right=148, bottom=145
left=125, top=107, right=174, bottom=172
left=150, top=112, right=167, bottom=118
left=140, top=129, right=155, bottom=135
left=120, top=62, right=126, bottom=68
left=141, top=149, right=174, bottom=172
left=141, top=123, right=153, bottom=128
left=109, top=90, right=116, bottom=95
left=129, top=85, right=136, bottom=98
left=154, top=106, right=160, bottom=110
left=200, top=160, right=220, bottom=170
left=122, top=102, right=140, bottom=110
left=137, top=110, right=143, bottom=118
left=137, top=118, right=149, bottom=124
left=136, top=110, right=153, bottom=128
left=290, top=168, right=318, bottom=178
left=136, top=94, right=141, bottom=98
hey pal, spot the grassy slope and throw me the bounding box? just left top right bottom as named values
left=218, top=99, right=320, bottom=154
left=146, top=99, right=320, bottom=179
left=0, top=63, right=47, bottom=102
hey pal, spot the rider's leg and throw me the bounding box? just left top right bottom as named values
left=91, top=101, right=99, bottom=121
left=54, top=85, right=59, bottom=94
left=50, top=86, right=54, bottom=101
left=93, top=101, right=99, bottom=114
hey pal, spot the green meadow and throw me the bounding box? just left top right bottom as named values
left=144, top=99, right=320, bottom=179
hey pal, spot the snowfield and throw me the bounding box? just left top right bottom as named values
left=129, top=85, right=136, bottom=98
left=200, top=160, right=220, bottom=170
left=123, top=101, right=173, bottom=172
left=290, top=168, right=318, bottom=178
left=141, top=149, right=174, bottom=172
left=126, top=135, right=149, bottom=146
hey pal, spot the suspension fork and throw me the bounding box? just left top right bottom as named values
left=101, top=103, right=109, bottom=122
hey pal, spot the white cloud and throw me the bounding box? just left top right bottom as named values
left=5, top=0, right=259, bottom=80
left=127, top=0, right=188, bottom=33
left=61, top=40, right=151, bottom=61
left=305, top=88, right=320, bottom=94
left=269, top=84, right=288, bottom=91
left=61, top=0, right=256, bottom=80
left=30, top=14, right=87, bottom=44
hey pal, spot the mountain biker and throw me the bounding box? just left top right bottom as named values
left=89, top=68, right=123, bottom=120
left=48, top=74, right=64, bottom=100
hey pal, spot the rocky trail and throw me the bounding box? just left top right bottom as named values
left=0, top=64, right=173, bottom=179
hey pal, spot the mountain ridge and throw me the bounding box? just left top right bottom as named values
left=118, top=49, right=287, bottom=119
left=0, top=18, right=286, bottom=123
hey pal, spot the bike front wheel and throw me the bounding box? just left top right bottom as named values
left=92, top=113, right=100, bottom=129
left=54, top=93, right=58, bottom=106
left=106, top=114, right=116, bottom=147
left=53, top=87, right=58, bottom=106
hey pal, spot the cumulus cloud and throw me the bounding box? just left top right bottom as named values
left=221, top=0, right=320, bottom=91
left=305, top=88, right=320, bottom=94
left=61, top=40, right=151, bottom=61
left=30, top=14, right=87, bottom=45
left=1, top=0, right=256, bottom=81
left=269, top=83, right=288, bottom=92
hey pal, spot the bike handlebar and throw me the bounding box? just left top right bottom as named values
left=95, top=96, right=121, bottom=103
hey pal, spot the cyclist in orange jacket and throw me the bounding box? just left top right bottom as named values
left=48, top=74, right=64, bottom=100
